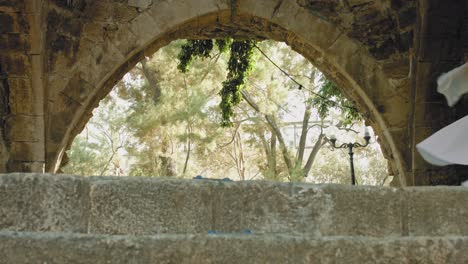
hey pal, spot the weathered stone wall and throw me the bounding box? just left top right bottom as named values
left=3, top=173, right=468, bottom=263
left=2, top=233, right=468, bottom=263
left=0, top=1, right=46, bottom=173
left=2, top=173, right=468, bottom=236
left=0, top=0, right=466, bottom=185
left=38, top=0, right=414, bottom=185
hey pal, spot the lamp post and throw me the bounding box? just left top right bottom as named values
left=328, top=127, right=371, bottom=185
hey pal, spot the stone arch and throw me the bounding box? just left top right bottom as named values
left=45, top=0, right=412, bottom=185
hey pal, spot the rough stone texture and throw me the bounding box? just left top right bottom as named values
left=296, top=0, right=416, bottom=60
left=1, top=232, right=468, bottom=264
left=88, top=177, right=214, bottom=235
left=0, top=173, right=89, bottom=233
left=210, top=181, right=325, bottom=235
left=2, top=173, right=468, bottom=262
left=2, top=174, right=468, bottom=237
left=405, top=187, right=468, bottom=236
left=318, top=185, right=402, bottom=236
left=0, top=0, right=47, bottom=173
left=0, top=0, right=466, bottom=186
left=128, top=0, right=153, bottom=10
left=210, top=182, right=403, bottom=237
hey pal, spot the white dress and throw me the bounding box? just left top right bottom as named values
left=416, top=63, right=468, bottom=166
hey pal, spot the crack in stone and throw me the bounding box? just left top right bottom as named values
left=271, top=0, right=285, bottom=19
left=327, top=31, right=344, bottom=51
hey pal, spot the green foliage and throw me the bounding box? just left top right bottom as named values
left=219, top=40, right=256, bottom=126
left=177, top=40, right=214, bottom=73
left=62, top=136, right=102, bottom=176
left=215, top=38, right=232, bottom=53
left=312, top=77, right=362, bottom=126
left=63, top=95, right=130, bottom=176
left=177, top=39, right=256, bottom=127
left=65, top=40, right=389, bottom=186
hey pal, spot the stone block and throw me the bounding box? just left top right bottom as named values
left=382, top=58, right=410, bottom=79
left=380, top=95, right=410, bottom=128
left=413, top=102, right=453, bottom=128
left=9, top=141, right=44, bottom=161
left=6, top=160, right=44, bottom=173
left=405, top=187, right=468, bottom=236
left=326, top=32, right=362, bottom=73
left=62, top=73, right=93, bottom=104
left=7, top=114, right=44, bottom=142
left=113, top=3, right=139, bottom=22
left=318, top=185, right=403, bottom=236
left=105, top=23, right=139, bottom=57
left=1, top=53, right=29, bottom=76
left=0, top=12, right=14, bottom=33
left=1, top=232, right=468, bottom=263
left=88, top=177, right=213, bottom=235
left=388, top=128, right=411, bottom=172
left=211, top=181, right=326, bottom=235
left=0, top=33, right=28, bottom=52
left=397, top=7, right=416, bottom=29
left=0, top=173, right=90, bottom=232
left=128, top=12, right=159, bottom=47
left=212, top=182, right=403, bottom=236
left=7, top=77, right=34, bottom=114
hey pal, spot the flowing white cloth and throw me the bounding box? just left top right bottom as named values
left=416, top=62, right=468, bottom=166
left=416, top=115, right=468, bottom=166
left=437, top=62, right=468, bottom=106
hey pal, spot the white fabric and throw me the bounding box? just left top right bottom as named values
left=416, top=115, right=468, bottom=166
left=437, top=62, right=468, bottom=106
left=416, top=63, right=468, bottom=167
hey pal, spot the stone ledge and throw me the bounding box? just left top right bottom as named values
left=0, top=173, right=89, bottom=233
left=1, top=231, right=467, bottom=264
left=1, top=173, right=468, bottom=237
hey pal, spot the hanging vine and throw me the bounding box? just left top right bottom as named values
left=178, top=38, right=255, bottom=127
left=177, top=40, right=214, bottom=73
left=177, top=39, right=360, bottom=127
left=219, top=40, right=255, bottom=126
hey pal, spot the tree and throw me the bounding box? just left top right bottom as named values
left=177, top=39, right=363, bottom=181
left=63, top=94, right=130, bottom=176
left=64, top=39, right=388, bottom=186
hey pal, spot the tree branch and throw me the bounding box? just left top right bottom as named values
left=241, top=89, right=294, bottom=174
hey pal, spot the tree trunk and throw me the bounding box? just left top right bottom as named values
left=235, top=131, right=246, bottom=180
left=270, top=131, right=277, bottom=176
left=296, top=97, right=313, bottom=165
left=303, top=133, right=325, bottom=177
left=241, top=89, right=293, bottom=175
left=140, top=58, right=162, bottom=103
left=160, top=155, right=177, bottom=176
left=259, top=130, right=277, bottom=179
left=297, top=69, right=316, bottom=167
left=182, top=125, right=191, bottom=175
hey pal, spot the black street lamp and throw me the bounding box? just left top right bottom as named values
left=328, top=128, right=371, bottom=185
